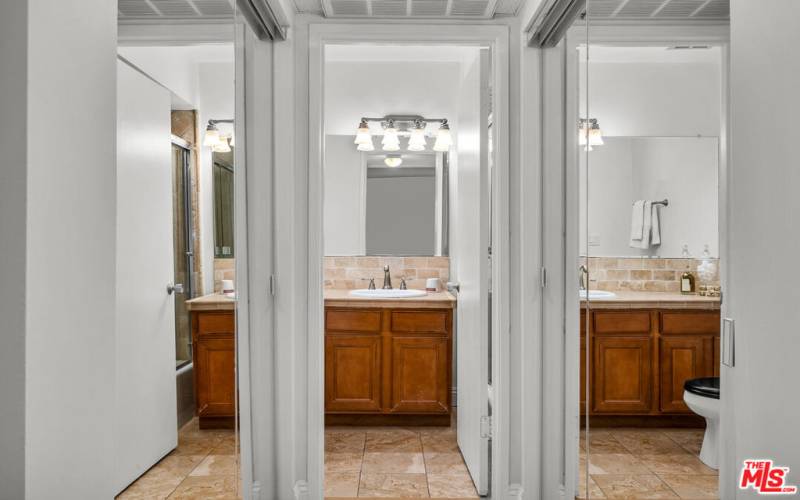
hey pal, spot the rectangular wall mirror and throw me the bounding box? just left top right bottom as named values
left=324, top=134, right=449, bottom=256
left=580, top=136, right=719, bottom=258
left=212, top=148, right=234, bottom=258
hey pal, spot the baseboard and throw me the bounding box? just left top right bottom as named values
left=293, top=480, right=310, bottom=500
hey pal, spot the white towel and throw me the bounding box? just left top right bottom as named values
left=630, top=200, right=645, bottom=242
left=650, top=203, right=661, bottom=246
left=629, top=200, right=662, bottom=249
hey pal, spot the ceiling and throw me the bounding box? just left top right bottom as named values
left=586, top=45, right=722, bottom=64
left=118, top=0, right=524, bottom=21
left=587, top=0, right=729, bottom=21
left=118, top=0, right=235, bottom=20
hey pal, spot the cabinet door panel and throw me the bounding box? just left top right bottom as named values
left=325, top=336, right=382, bottom=412
left=660, top=336, right=707, bottom=413
left=389, top=337, right=449, bottom=413
left=195, top=336, right=236, bottom=417
left=593, top=336, right=652, bottom=413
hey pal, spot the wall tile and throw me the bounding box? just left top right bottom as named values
left=324, top=256, right=450, bottom=290
left=588, top=257, right=719, bottom=293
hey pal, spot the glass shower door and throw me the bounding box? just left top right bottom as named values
left=172, top=142, right=195, bottom=370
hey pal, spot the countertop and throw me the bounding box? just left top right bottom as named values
left=581, top=291, right=720, bottom=310
left=185, top=293, right=236, bottom=311
left=324, top=289, right=457, bottom=309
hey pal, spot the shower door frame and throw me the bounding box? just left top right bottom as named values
left=545, top=22, right=731, bottom=500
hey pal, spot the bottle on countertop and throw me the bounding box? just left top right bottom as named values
left=681, top=269, right=696, bottom=294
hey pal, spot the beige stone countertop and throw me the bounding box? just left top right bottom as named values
left=581, top=291, right=720, bottom=310
left=324, top=289, right=457, bottom=309
left=186, top=293, right=236, bottom=311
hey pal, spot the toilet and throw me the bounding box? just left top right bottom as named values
left=683, top=376, right=720, bottom=469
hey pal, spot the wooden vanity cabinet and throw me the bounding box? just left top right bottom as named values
left=325, top=306, right=452, bottom=420
left=192, top=311, right=236, bottom=428
left=581, top=308, right=719, bottom=418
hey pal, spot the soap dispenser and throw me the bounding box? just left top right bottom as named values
left=681, top=266, right=696, bottom=294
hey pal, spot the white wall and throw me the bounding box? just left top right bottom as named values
left=724, top=2, right=800, bottom=497
left=323, top=135, right=364, bottom=255
left=581, top=137, right=719, bottom=257
left=197, top=62, right=235, bottom=294
left=0, top=0, right=118, bottom=498
left=581, top=61, right=721, bottom=137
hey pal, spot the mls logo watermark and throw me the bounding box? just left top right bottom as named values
left=740, top=460, right=798, bottom=495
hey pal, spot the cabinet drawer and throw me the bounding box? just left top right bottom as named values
left=326, top=309, right=382, bottom=333
left=391, top=311, right=449, bottom=334
left=197, top=312, right=235, bottom=335
left=593, top=311, right=651, bottom=334
left=660, top=311, right=720, bottom=335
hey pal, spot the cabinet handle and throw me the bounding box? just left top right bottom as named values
left=722, top=318, right=735, bottom=368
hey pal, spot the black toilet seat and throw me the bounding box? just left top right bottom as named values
left=684, top=377, right=720, bottom=400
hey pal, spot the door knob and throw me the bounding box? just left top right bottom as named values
left=447, top=282, right=460, bottom=293
left=167, top=283, right=184, bottom=295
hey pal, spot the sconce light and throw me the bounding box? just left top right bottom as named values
left=579, top=118, right=603, bottom=151
left=382, top=120, right=401, bottom=152
left=204, top=122, right=220, bottom=147
left=408, top=120, right=427, bottom=152
left=384, top=154, right=403, bottom=167
left=213, top=136, right=231, bottom=153
left=354, top=119, right=372, bottom=145
left=433, top=120, right=452, bottom=152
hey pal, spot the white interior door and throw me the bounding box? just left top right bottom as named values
left=721, top=5, right=800, bottom=497
left=454, top=48, right=491, bottom=496
left=115, top=60, right=177, bottom=493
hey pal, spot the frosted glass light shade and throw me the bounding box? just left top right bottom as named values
left=213, top=138, right=231, bottom=153
left=382, top=126, right=400, bottom=151
left=357, top=141, right=375, bottom=152
left=204, top=127, right=220, bottom=147
left=408, top=127, right=427, bottom=151
left=433, top=128, right=452, bottom=152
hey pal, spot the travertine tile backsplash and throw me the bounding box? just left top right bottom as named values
left=588, top=257, right=720, bottom=292
left=324, top=256, right=450, bottom=290
left=214, top=258, right=235, bottom=293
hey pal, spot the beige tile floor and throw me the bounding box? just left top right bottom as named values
left=116, top=418, right=240, bottom=500
left=325, top=424, right=479, bottom=499
left=577, top=428, right=719, bottom=499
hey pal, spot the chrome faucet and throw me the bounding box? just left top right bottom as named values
left=579, top=264, right=589, bottom=291
left=382, top=265, right=393, bottom=289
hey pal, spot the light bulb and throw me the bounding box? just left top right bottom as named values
left=408, top=121, right=427, bottom=152
left=433, top=121, right=452, bottom=152
left=384, top=155, right=403, bottom=167
left=354, top=119, right=371, bottom=145
left=204, top=123, right=220, bottom=147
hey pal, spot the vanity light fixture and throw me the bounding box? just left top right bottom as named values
left=353, top=115, right=450, bottom=154
left=433, top=120, right=452, bottom=152
left=384, top=154, right=403, bottom=167
left=213, top=136, right=232, bottom=153
left=382, top=120, right=401, bottom=152
left=408, top=120, right=427, bottom=152
left=204, top=119, right=235, bottom=149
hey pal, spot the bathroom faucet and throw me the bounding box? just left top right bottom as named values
left=579, top=264, right=588, bottom=291
left=382, top=265, right=393, bottom=289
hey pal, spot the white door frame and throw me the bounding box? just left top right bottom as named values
left=543, top=23, right=730, bottom=500
left=307, top=23, right=511, bottom=499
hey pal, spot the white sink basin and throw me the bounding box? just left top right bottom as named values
left=579, top=290, right=617, bottom=299
left=349, top=289, right=428, bottom=299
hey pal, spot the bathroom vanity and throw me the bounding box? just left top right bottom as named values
left=580, top=292, right=720, bottom=424
left=186, top=294, right=236, bottom=429
left=324, top=290, right=456, bottom=425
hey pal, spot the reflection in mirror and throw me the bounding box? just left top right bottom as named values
left=580, top=136, right=719, bottom=258
left=212, top=148, right=234, bottom=258
left=324, top=133, right=449, bottom=256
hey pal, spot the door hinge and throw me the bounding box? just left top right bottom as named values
left=480, top=415, right=493, bottom=439
left=540, top=267, right=547, bottom=288
left=269, top=275, right=276, bottom=296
